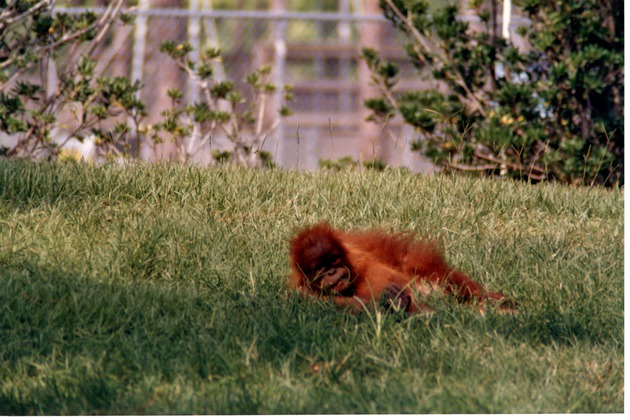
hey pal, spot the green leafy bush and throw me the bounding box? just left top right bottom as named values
left=0, top=1, right=291, bottom=167
left=0, top=0, right=141, bottom=159
left=157, top=42, right=293, bottom=167
left=364, top=0, right=623, bottom=185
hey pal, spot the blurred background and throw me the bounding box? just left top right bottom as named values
left=6, top=0, right=530, bottom=171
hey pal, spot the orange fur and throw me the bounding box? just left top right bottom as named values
left=289, top=223, right=514, bottom=313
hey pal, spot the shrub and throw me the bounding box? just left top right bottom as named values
left=364, top=0, right=623, bottom=185
left=0, top=0, right=141, bottom=159
left=0, top=1, right=292, bottom=167
left=156, top=42, right=293, bottom=167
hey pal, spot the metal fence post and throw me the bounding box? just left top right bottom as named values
left=187, top=0, right=200, bottom=104
left=272, top=0, right=288, bottom=167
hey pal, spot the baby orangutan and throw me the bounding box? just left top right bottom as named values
left=289, top=223, right=515, bottom=314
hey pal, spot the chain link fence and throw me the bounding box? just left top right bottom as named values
left=44, top=5, right=435, bottom=169
left=39, top=5, right=528, bottom=170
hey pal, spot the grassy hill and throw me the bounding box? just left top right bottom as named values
left=0, top=160, right=623, bottom=414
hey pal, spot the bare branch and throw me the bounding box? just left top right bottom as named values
left=255, top=91, right=266, bottom=138
left=447, top=162, right=499, bottom=171
left=382, top=0, right=436, bottom=59
left=0, top=64, right=33, bottom=91
left=85, top=0, right=127, bottom=58
left=0, top=0, right=50, bottom=33
left=473, top=150, right=547, bottom=179
left=381, top=0, right=486, bottom=115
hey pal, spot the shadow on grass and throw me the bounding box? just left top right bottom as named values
left=1, top=261, right=622, bottom=414
left=491, top=307, right=623, bottom=348
left=0, top=263, right=234, bottom=413
left=0, top=262, right=353, bottom=414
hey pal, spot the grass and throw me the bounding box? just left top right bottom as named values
left=0, top=160, right=623, bottom=414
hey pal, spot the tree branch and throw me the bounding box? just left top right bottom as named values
left=381, top=0, right=486, bottom=115
left=473, top=150, right=547, bottom=179
left=0, top=0, right=50, bottom=34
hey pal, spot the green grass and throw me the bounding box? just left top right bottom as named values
left=0, top=160, right=623, bottom=414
